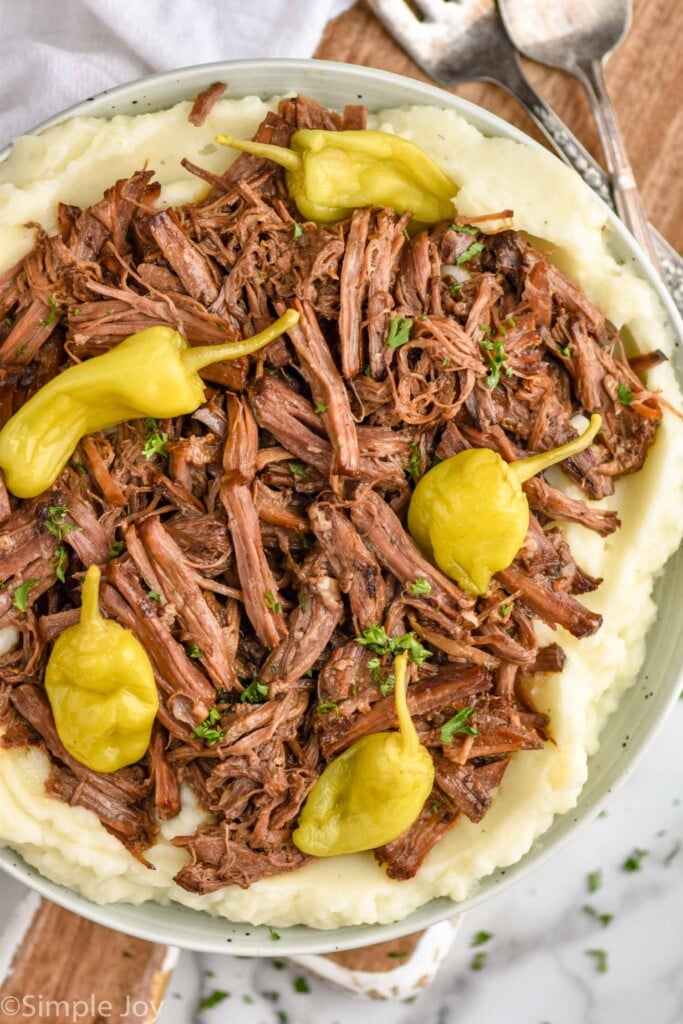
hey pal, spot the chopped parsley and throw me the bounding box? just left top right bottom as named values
left=378, top=675, right=395, bottom=697
left=449, top=280, right=463, bottom=299
left=314, top=401, right=327, bottom=414
left=197, top=990, right=230, bottom=1011
left=440, top=707, right=479, bottom=744
left=451, top=223, right=479, bottom=236
left=386, top=316, right=413, bottom=349
left=355, top=624, right=432, bottom=666
left=269, top=926, right=281, bottom=941
left=288, top=461, right=309, bottom=479
left=500, top=603, right=511, bottom=616
left=39, top=296, right=61, bottom=327
left=191, top=707, right=224, bottom=746
left=147, top=589, right=161, bottom=602
left=480, top=336, right=512, bottom=388
left=470, top=951, right=487, bottom=971
left=617, top=382, right=634, bottom=405
left=583, top=905, right=613, bottom=927
left=240, top=680, right=269, bottom=704
left=456, top=241, right=485, bottom=265
left=387, top=950, right=409, bottom=958
left=263, top=590, right=281, bottom=614
left=471, top=930, right=493, bottom=947
left=186, top=642, right=203, bottom=659
left=44, top=505, right=81, bottom=542
left=317, top=701, right=339, bottom=714
left=560, top=344, right=571, bottom=357
left=299, top=592, right=307, bottom=613
left=409, top=577, right=432, bottom=596
left=12, top=578, right=39, bottom=613
left=141, top=418, right=169, bottom=460
left=277, top=1013, right=289, bottom=1024
left=292, top=222, right=303, bottom=239
left=405, top=440, right=422, bottom=481
left=585, top=948, right=609, bottom=974
left=293, top=976, right=311, bottom=994
left=587, top=869, right=602, bottom=893
left=108, top=540, right=125, bottom=558
left=622, top=847, right=648, bottom=872
left=54, top=544, right=68, bottom=583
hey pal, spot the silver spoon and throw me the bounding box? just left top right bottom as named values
left=497, top=0, right=661, bottom=275
left=367, top=0, right=682, bottom=309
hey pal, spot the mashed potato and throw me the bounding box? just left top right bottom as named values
left=0, top=97, right=681, bottom=928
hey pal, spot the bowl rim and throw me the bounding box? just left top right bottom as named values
left=0, top=57, right=681, bottom=956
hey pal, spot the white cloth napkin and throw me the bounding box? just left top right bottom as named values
left=0, top=0, right=354, bottom=147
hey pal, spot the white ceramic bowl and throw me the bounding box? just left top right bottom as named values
left=0, top=59, right=681, bottom=956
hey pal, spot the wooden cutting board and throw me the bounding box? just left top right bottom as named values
left=315, top=0, right=683, bottom=254
left=2, top=0, right=680, bottom=1009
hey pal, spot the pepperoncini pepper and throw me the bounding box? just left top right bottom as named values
left=0, top=310, right=298, bottom=499
left=216, top=129, right=457, bottom=224
left=45, top=565, right=158, bottom=773
left=293, top=653, right=434, bottom=856
left=408, top=414, right=603, bottom=596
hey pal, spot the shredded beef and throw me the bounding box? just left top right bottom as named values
left=0, top=93, right=665, bottom=892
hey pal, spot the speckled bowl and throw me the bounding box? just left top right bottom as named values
left=0, top=59, right=681, bottom=956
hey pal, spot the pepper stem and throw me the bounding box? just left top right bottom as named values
left=509, top=414, right=603, bottom=485
left=180, top=309, right=299, bottom=374
left=80, top=564, right=103, bottom=627
left=393, top=653, right=420, bottom=753
left=215, top=134, right=302, bottom=173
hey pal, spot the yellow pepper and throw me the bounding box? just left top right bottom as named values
left=216, top=129, right=457, bottom=224
left=45, top=565, right=158, bottom=773
left=0, top=310, right=299, bottom=499
left=408, top=414, right=603, bottom=596
left=293, top=653, right=434, bottom=857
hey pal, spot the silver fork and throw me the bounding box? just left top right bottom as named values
left=366, top=0, right=683, bottom=312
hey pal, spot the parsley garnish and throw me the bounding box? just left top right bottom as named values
left=622, top=847, right=648, bottom=872
left=456, top=241, right=485, bottom=265
left=500, top=603, right=511, bottom=616
left=198, top=990, right=230, bottom=1011
left=299, top=592, right=307, bottom=613
left=44, top=505, right=81, bottom=541
left=406, top=440, right=422, bottom=481
left=585, top=949, right=609, bottom=974
left=387, top=950, right=409, bottom=958
left=54, top=544, right=67, bottom=583
left=12, top=578, right=39, bottom=613
left=314, top=401, right=327, bottom=414
left=379, top=675, right=395, bottom=697
left=240, top=680, right=268, bottom=704
left=269, top=926, right=281, bottom=941
left=560, top=344, right=571, bottom=357
left=440, top=708, right=479, bottom=744
left=386, top=316, right=413, bottom=349
left=355, top=625, right=432, bottom=666
left=39, top=296, right=61, bottom=327
left=142, top=418, right=169, bottom=460
left=293, top=976, right=310, bottom=994
left=449, top=280, right=463, bottom=299
left=147, top=589, right=161, bottom=602
left=186, top=642, right=203, bottom=659
left=288, top=461, right=309, bottom=478
left=191, top=707, right=224, bottom=745
left=617, top=382, right=634, bottom=405
left=108, top=540, right=125, bottom=558
left=317, top=701, right=339, bottom=714
left=587, top=869, right=602, bottom=893
left=583, top=905, right=613, bottom=927
left=480, top=337, right=512, bottom=388
left=263, top=590, right=281, bottom=614
left=409, top=577, right=432, bottom=596
left=471, top=931, right=493, bottom=947
left=451, top=223, right=479, bottom=236
left=292, top=222, right=303, bottom=239
left=277, top=1013, right=289, bottom=1024
left=470, top=951, right=487, bottom=970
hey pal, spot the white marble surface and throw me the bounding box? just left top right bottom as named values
left=1, top=699, right=681, bottom=1024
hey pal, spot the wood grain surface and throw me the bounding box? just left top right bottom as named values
left=316, top=0, right=683, bottom=253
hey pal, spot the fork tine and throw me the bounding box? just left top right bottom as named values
left=366, top=0, right=433, bottom=54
